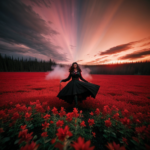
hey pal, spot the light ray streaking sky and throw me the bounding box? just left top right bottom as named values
left=0, top=0, right=150, bottom=65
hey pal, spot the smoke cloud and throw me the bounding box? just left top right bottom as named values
left=45, top=64, right=92, bottom=81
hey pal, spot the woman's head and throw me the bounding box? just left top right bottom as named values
left=69, top=62, right=81, bottom=72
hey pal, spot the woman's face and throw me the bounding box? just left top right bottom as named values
left=73, top=63, right=77, bottom=68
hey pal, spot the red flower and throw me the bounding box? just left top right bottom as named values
left=80, top=121, right=86, bottom=127
left=66, top=112, right=73, bottom=122
left=111, top=105, right=119, bottom=112
left=27, top=106, right=32, bottom=112
left=59, top=107, right=66, bottom=117
left=95, top=108, right=100, bottom=115
left=12, top=112, right=20, bottom=121
left=51, top=138, right=64, bottom=150
left=136, top=112, right=143, bottom=120
left=25, top=112, right=32, bottom=121
left=89, top=112, right=94, bottom=116
left=20, top=141, right=39, bottom=150
left=122, top=137, right=128, bottom=145
left=9, top=121, right=16, bottom=127
left=16, top=104, right=21, bottom=111
left=56, top=125, right=73, bottom=141
left=145, top=125, right=150, bottom=139
left=103, top=105, right=110, bottom=115
left=52, top=107, right=58, bottom=115
left=56, top=120, right=64, bottom=127
left=71, top=136, right=95, bottom=150
left=122, top=109, right=129, bottom=117
left=113, top=113, right=119, bottom=120
left=135, top=119, right=141, bottom=124
left=105, top=118, right=112, bottom=127
left=36, top=100, right=40, bottom=104
left=43, top=114, right=51, bottom=120
left=20, top=125, right=27, bottom=130
left=41, top=131, right=48, bottom=137
left=42, top=121, right=50, bottom=130
left=106, top=141, right=126, bottom=150
left=132, top=137, right=139, bottom=143
left=47, top=106, right=50, bottom=111
left=50, top=120, right=54, bottom=124
left=21, top=105, right=28, bottom=112
left=35, top=104, right=45, bottom=113
left=0, top=110, right=8, bottom=120
left=42, top=101, right=47, bottom=107
left=73, top=108, right=79, bottom=118
left=120, top=117, right=130, bottom=126
left=92, top=132, right=96, bottom=137
left=135, top=126, right=146, bottom=133
left=30, top=101, right=36, bottom=105
left=88, top=119, right=95, bottom=127
left=18, top=129, right=33, bottom=144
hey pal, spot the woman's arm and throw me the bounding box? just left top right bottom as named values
left=79, top=72, right=88, bottom=83
left=61, top=72, right=71, bottom=82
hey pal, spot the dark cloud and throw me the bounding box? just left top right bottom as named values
left=28, top=0, right=54, bottom=8
left=0, top=41, right=30, bottom=53
left=99, top=36, right=150, bottom=55
left=118, top=48, right=150, bottom=60
left=100, top=43, right=133, bottom=55
left=0, top=0, right=69, bottom=62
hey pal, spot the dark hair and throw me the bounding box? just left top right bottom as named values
left=69, top=62, right=81, bottom=72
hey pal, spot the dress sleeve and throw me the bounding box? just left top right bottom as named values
left=79, top=72, right=88, bottom=83
left=61, top=72, right=71, bottom=82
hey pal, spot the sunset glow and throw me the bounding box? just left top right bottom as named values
left=0, top=0, right=150, bottom=65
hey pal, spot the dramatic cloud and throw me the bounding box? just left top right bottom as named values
left=0, top=0, right=68, bottom=61
left=119, top=48, right=150, bottom=60
left=29, top=0, right=53, bottom=8
left=100, top=43, right=133, bottom=55
left=0, top=0, right=150, bottom=64
left=98, top=36, right=150, bottom=56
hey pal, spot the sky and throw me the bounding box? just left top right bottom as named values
left=0, top=0, right=150, bottom=65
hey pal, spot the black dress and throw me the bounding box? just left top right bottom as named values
left=57, top=70, right=100, bottom=104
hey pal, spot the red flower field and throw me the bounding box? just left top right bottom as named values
left=0, top=72, right=150, bottom=114
left=0, top=72, right=150, bottom=150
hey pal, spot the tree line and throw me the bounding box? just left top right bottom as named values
left=0, top=53, right=56, bottom=72
left=0, top=53, right=150, bottom=75
left=84, top=61, right=150, bottom=75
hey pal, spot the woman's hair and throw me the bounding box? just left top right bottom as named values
left=69, top=62, right=81, bottom=72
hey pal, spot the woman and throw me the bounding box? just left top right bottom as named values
left=57, top=62, right=100, bottom=108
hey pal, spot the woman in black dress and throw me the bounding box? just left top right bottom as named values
left=57, top=62, right=100, bottom=108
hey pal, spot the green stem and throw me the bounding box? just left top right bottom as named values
left=53, top=114, right=56, bottom=136
left=90, top=126, right=92, bottom=138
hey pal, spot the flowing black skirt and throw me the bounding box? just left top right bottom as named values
left=57, top=79, right=100, bottom=104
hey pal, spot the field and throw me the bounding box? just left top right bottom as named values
left=0, top=72, right=150, bottom=150
left=0, top=72, right=150, bottom=113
